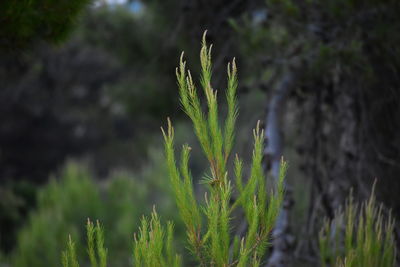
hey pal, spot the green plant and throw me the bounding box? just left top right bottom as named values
left=13, top=163, right=102, bottom=267
left=133, top=208, right=181, bottom=267
left=161, top=31, right=286, bottom=266
left=319, top=187, right=396, bottom=267
left=0, top=0, right=92, bottom=50
left=62, top=31, right=287, bottom=267
left=12, top=149, right=180, bottom=267
left=62, top=236, right=80, bottom=267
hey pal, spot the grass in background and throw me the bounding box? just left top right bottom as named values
left=319, top=186, right=396, bottom=267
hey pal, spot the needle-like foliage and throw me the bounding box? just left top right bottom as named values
left=60, top=31, right=399, bottom=267
left=319, top=186, right=396, bottom=267
left=62, top=31, right=287, bottom=267
left=62, top=219, right=108, bottom=267
left=86, top=219, right=107, bottom=267
left=133, top=207, right=181, bottom=267
left=161, top=31, right=286, bottom=266
left=61, top=235, right=79, bottom=267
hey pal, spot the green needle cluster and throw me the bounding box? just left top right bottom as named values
left=161, top=31, right=286, bottom=266
left=133, top=208, right=181, bottom=267
left=62, top=219, right=107, bottom=267
left=61, top=31, right=396, bottom=267
left=319, top=186, right=396, bottom=267
left=62, top=31, right=287, bottom=267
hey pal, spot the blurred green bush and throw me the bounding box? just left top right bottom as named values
left=0, top=0, right=91, bottom=50
left=10, top=148, right=182, bottom=267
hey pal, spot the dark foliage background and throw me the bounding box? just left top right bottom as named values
left=0, top=0, right=399, bottom=266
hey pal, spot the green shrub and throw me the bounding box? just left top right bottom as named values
left=62, top=31, right=287, bottom=267
left=12, top=147, right=179, bottom=267
left=0, top=0, right=92, bottom=50
left=13, top=163, right=101, bottom=267
left=319, top=187, right=396, bottom=267
left=160, top=32, right=286, bottom=266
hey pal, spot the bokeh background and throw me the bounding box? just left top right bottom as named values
left=1, top=0, right=400, bottom=266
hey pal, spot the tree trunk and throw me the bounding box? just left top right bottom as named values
left=264, top=71, right=296, bottom=267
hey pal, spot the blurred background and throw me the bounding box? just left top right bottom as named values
left=1, top=0, right=400, bottom=266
